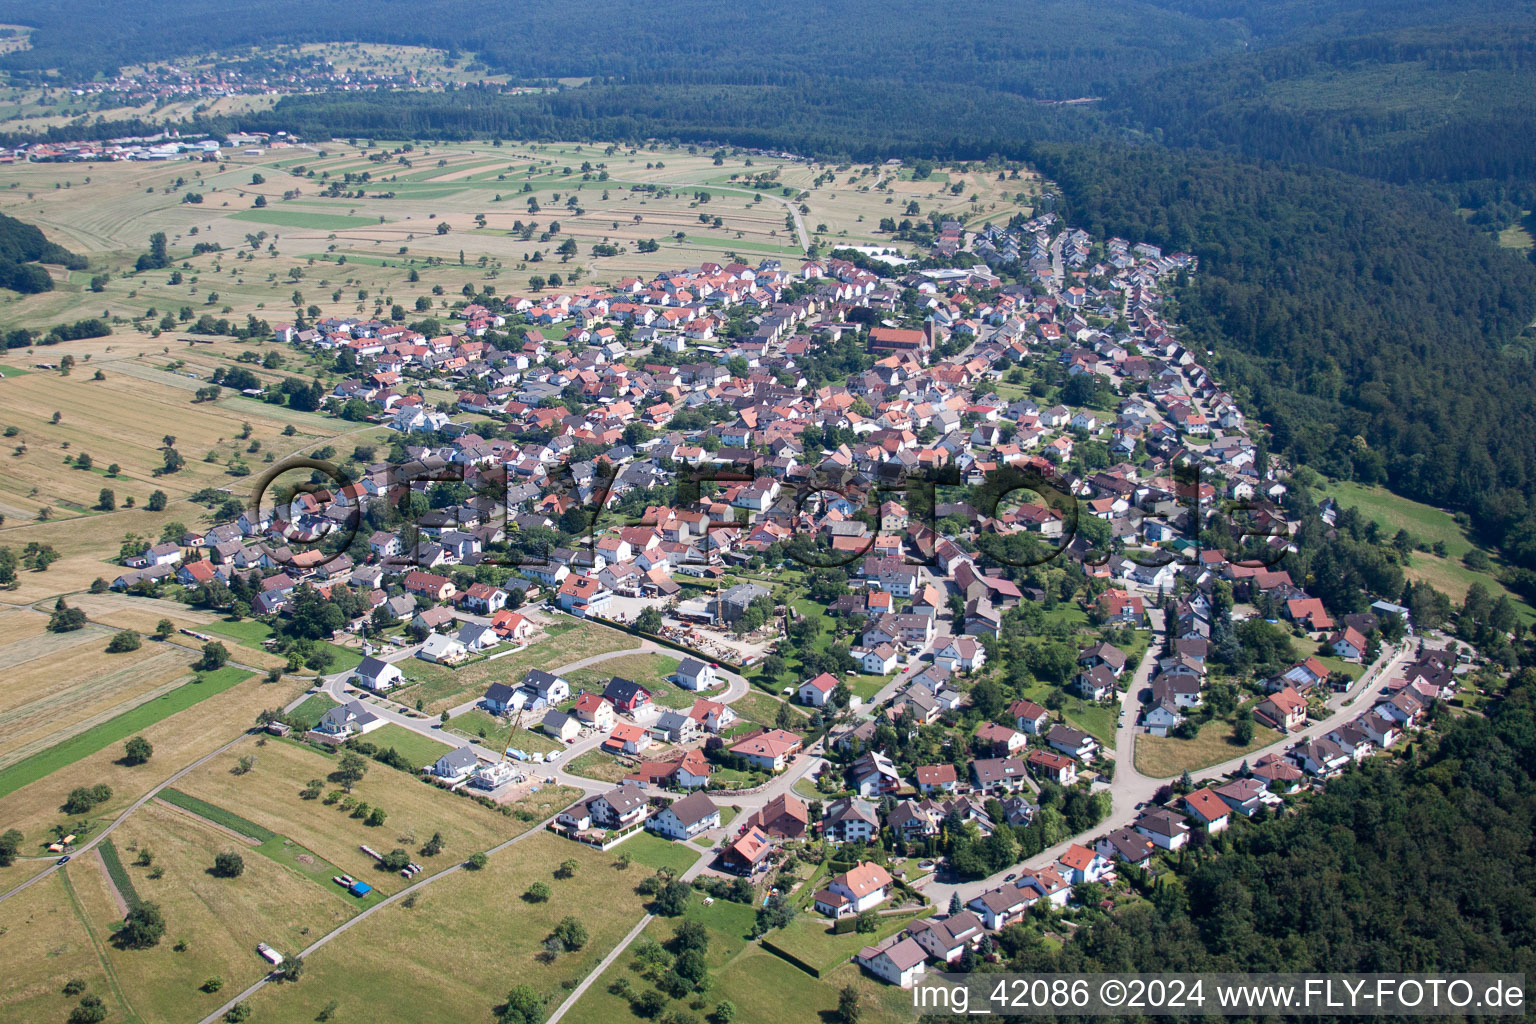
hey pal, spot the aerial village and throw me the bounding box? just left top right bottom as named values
left=108, top=210, right=1461, bottom=987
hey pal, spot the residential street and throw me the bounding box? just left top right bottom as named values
left=920, top=637, right=1414, bottom=910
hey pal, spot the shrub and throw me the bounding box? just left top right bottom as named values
left=212, top=852, right=245, bottom=878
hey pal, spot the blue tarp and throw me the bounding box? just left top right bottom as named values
left=349, top=882, right=373, bottom=896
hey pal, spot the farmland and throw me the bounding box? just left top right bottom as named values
left=172, top=733, right=554, bottom=894
left=0, top=663, right=255, bottom=797
left=0, top=871, right=117, bottom=1024
left=241, top=832, right=658, bottom=1024
left=67, top=799, right=363, bottom=1024
left=0, top=669, right=303, bottom=865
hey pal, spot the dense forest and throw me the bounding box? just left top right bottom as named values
left=0, top=211, right=84, bottom=293
left=1001, top=667, right=1536, bottom=983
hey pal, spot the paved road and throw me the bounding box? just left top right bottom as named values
left=306, top=628, right=754, bottom=795
left=546, top=911, right=656, bottom=1024
left=921, top=638, right=1414, bottom=910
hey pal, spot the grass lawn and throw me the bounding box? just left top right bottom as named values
left=203, top=618, right=363, bottom=674
left=765, top=909, right=920, bottom=975
left=173, top=733, right=535, bottom=896
left=243, top=833, right=657, bottom=1024
left=445, top=708, right=561, bottom=754
left=365, top=723, right=458, bottom=768
left=620, top=831, right=704, bottom=876
left=566, top=749, right=634, bottom=784
left=388, top=621, right=640, bottom=713
left=1326, top=480, right=1474, bottom=557
left=1062, top=700, right=1118, bottom=745
left=730, top=689, right=804, bottom=729
left=847, top=674, right=888, bottom=701
left=565, top=652, right=686, bottom=706
left=0, top=665, right=255, bottom=799
left=1315, top=655, right=1363, bottom=682
left=1134, top=717, right=1278, bottom=778
left=285, top=692, right=339, bottom=730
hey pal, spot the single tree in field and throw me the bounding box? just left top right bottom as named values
left=106, top=630, right=142, bottom=653
left=117, top=902, right=166, bottom=948
left=496, top=984, right=544, bottom=1024
left=333, top=751, right=368, bottom=791
left=122, top=736, right=152, bottom=765
left=212, top=852, right=244, bottom=878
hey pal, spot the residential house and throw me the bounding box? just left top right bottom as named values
left=907, top=912, right=985, bottom=962
left=746, top=793, right=810, bottom=839
left=822, top=795, right=880, bottom=843
left=729, top=729, right=803, bottom=772
left=314, top=700, right=384, bottom=739
left=1009, top=698, right=1050, bottom=734
left=1026, top=749, right=1077, bottom=785
left=353, top=656, right=405, bottom=692
left=1181, top=788, right=1231, bottom=832
left=972, top=756, right=1028, bottom=791
left=1134, top=809, right=1191, bottom=850
left=934, top=636, right=986, bottom=673
left=430, top=746, right=481, bottom=781
left=1046, top=724, right=1099, bottom=762
left=814, top=861, right=893, bottom=918
left=646, top=791, right=721, bottom=840
left=856, top=937, right=928, bottom=988
left=675, top=657, right=718, bottom=691
left=798, top=671, right=840, bottom=707
left=573, top=693, right=616, bottom=730
left=1254, top=686, right=1308, bottom=731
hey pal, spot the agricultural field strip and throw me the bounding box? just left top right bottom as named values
left=193, top=796, right=607, bottom=1024
left=0, top=723, right=258, bottom=905
left=0, top=665, right=255, bottom=800
left=0, top=621, right=110, bottom=672
left=0, top=652, right=200, bottom=770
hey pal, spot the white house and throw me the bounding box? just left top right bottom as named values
left=645, top=791, right=720, bottom=840
left=430, top=746, right=481, bottom=781
left=417, top=633, right=466, bottom=664
left=314, top=700, right=384, bottom=739
left=906, top=912, right=985, bottom=963
left=856, top=644, right=899, bottom=675
left=813, top=861, right=893, bottom=918
left=798, top=671, right=839, bottom=707
left=675, top=657, right=717, bottom=691
left=856, top=937, right=928, bottom=988
left=353, top=656, right=405, bottom=692
left=934, top=636, right=986, bottom=673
